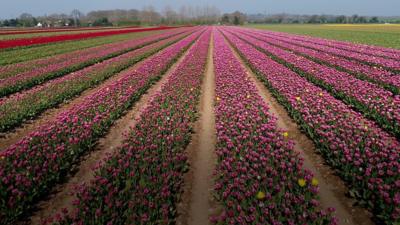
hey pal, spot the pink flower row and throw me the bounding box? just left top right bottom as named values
left=247, top=28, right=400, bottom=70
left=222, top=27, right=400, bottom=223
left=0, top=31, right=191, bottom=132
left=239, top=28, right=400, bottom=93
left=211, top=29, right=336, bottom=224
left=0, top=31, right=190, bottom=106
left=0, top=28, right=203, bottom=224
left=0, top=28, right=192, bottom=96
left=47, top=28, right=211, bottom=225
left=252, top=28, right=400, bottom=60
left=225, top=28, right=400, bottom=138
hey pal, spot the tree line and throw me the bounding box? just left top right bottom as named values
left=1, top=6, right=399, bottom=27
left=247, top=13, right=400, bottom=24
left=0, top=5, right=223, bottom=27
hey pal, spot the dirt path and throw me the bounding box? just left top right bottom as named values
left=25, top=41, right=198, bottom=225
left=177, top=34, right=217, bottom=225
left=226, top=38, right=374, bottom=225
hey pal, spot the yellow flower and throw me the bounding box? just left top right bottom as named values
left=256, top=191, right=266, bottom=200
left=0, top=156, right=4, bottom=160
left=295, top=96, right=301, bottom=101
left=190, top=88, right=194, bottom=91
left=283, top=132, right=289, bottom=137
left=216, top=97, right=221, bottom=101
left=246, top=94, right=251, bottom=99
left=311, top=178, right=319, bottom=186
left=298, top=178, right=306, bottom=187
left=319, top=92, right=323, bottom=97
left=364, top=125, right=368, bottom=130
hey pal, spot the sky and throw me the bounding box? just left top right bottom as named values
left=0, top=0, right=399, bottom=19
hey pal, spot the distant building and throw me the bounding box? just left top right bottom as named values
left=36, top=22, right=43, bottom=27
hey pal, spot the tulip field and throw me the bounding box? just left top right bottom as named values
left=0, top=25, right=399, bottom=225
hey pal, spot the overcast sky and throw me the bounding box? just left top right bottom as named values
left=1, top=0, right=399, bottom=19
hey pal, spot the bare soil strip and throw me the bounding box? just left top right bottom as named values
left=177, top=35, right=217, bottom=225
left=226, top=37, right=374, bottom=225
left=27, top=38, right=198, bottom=225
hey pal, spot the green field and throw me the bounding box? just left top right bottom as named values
left=247, top=24, right=400, bottom=49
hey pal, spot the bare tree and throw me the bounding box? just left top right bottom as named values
left=71, top=9, right=84, bottom=26
left=163, top=6, right=178, bottom=24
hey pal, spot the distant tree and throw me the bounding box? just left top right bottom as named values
left=163, top=6, right=178, bottom=24
left=233, top=15, right=240, bottom=25
left=351, top=14, right=359, bottom=23
left=335, top=15, right=347, bottom=23
left=19, top=13, right=36, bottom=27
left=92, top=17, right=112, bottom=26
left=71, top=9, right=84, bottom=26
left=8, top=19, right=19, bottom=27
left=358, top=16, right=367, bottom=23
left=308, top=14, right=320, bottom=23
left=221, top=14, right=230, bottom=24
left=370, top=16, right=379, bottom=23
left=140, top=5, right=161, bottom=25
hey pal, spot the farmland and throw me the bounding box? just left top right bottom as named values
left=247, top=24, right=400, bottom=49
left=0, top=25, right=399, bottom=225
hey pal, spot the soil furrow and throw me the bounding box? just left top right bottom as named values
left=178, top=33, right=217, bottom=225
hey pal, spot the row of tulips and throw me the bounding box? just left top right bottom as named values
left=0, top=30, right=156, bottom=78
left=0, top=28, right=182, bottom=77
left=225, top=28, right=400, bottom=139
left=0, top=28, right=204, bottom=224
left=238, top=28, right=400, bottom=95
left=247, top=28, right=400, bottom=72
left=0, top=28, right=190, bottom=97
left=0, top=31, right=159, bottom=66
left=0, top=29, right=122, bottom=41
left=0, top=26, right=127, bottom=35
left=47, top=28, right=211, bottom=225
left=0, top=26, right=178, bottom=49
left=211, top=29, right=336, bottom=225
left=255, top=29, right=400, bottom=60
left=0, top=30, right=192, bottom=132
left=221, top=28, right=400, bottom=224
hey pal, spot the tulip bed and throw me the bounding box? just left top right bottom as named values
left=221, top=28, right=400, bottom=224
left=0, top=30, right=167, bottom=65
left=0, top=26, right=178, bottom=49
left=238, top=28, right=400, bottom=95
left=47, top=28, right=211, bottom=225
left=226, top=29, right=400, bottom=140
left=254, top=29, right=400, bottom=60
left=211, top=30, right=336, bottom=225
left=0, top=26, right=123, bottom=36
left=0, top=29, right=183, bottom=79
left=0, top=27, right=127, bottom=40
left=0, top=28, right=190, bottom=97
left=0, top=30, right=191, bottom=132
left=0, top=28, right=203, bottom=224
left=249, top=29, right=400, bottom=72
